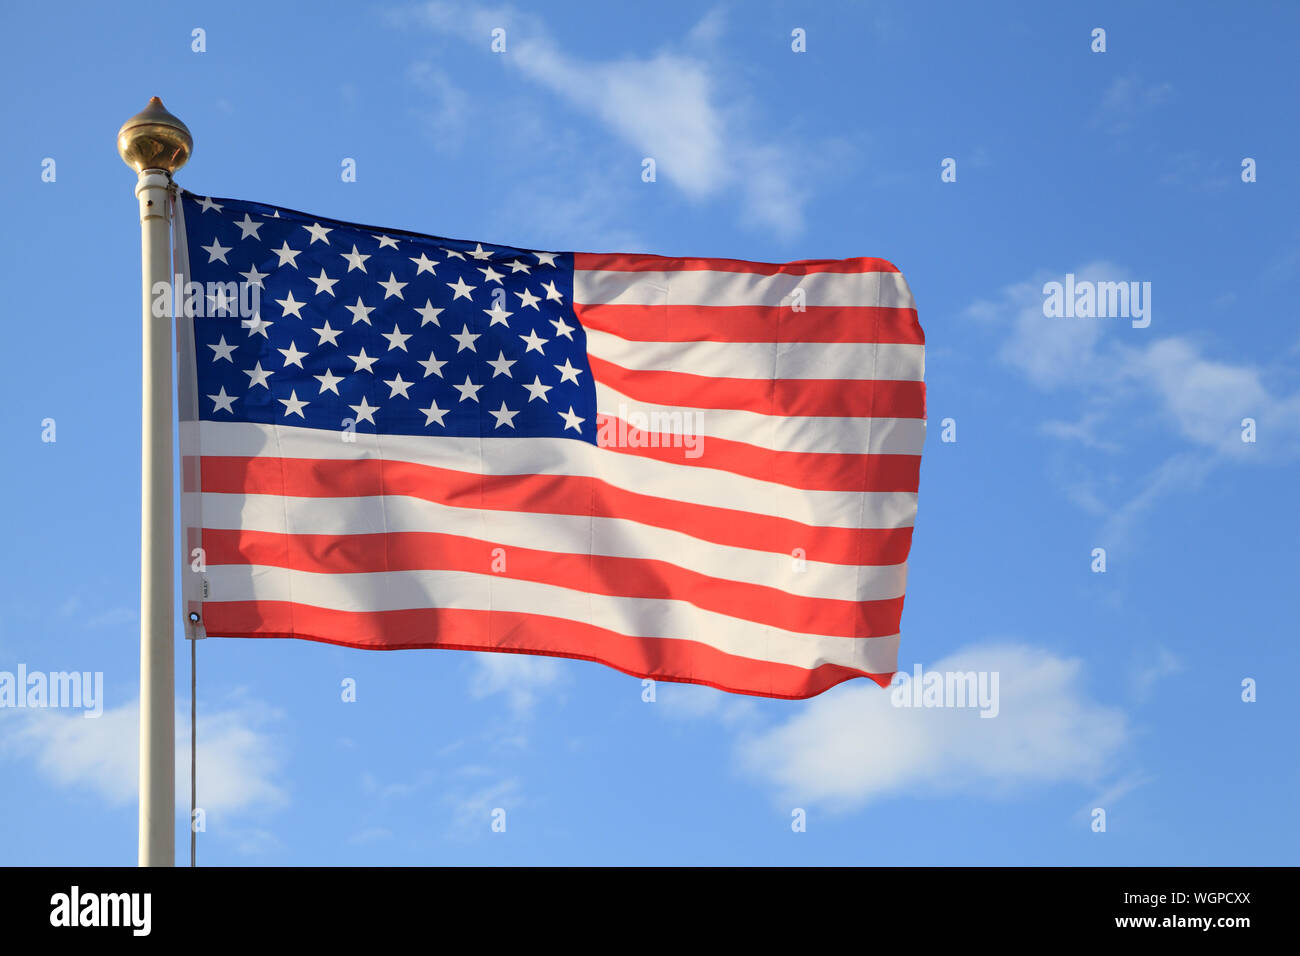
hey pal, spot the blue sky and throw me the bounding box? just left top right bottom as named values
left=1, top=0, right=1297, bottom=865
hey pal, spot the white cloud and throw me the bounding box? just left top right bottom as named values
left=469, top=651, right=563, bottom=714
left=1076, top=772, right=1152, bottom=822
left=404, top=61, right=471, bottom=148
left=738, top=643, right=1127, bottom=812
left=1, top=697, right=286, bottom=816
left=971, top=265, right=1300, bottom=457
left=654, top=680, right=758, bottom=725
left=1117, top=337, right=1299, bottom=455
left=965, top=262, right=1117, bottom=389
left=969, top=263, right=1300, bottom=544
left=1094, top=73, right=1174, bottom=135
left=407, top=2, right=806, bottom=233
left=1129, top=646, right=1183, bottom=701
left=444, top=777, right=521, bottom=838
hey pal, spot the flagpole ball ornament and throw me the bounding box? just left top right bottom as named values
left=117, top=97, right=192, bottom=174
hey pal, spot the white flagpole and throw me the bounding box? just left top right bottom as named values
left=117, top=97, right=192, bottom=867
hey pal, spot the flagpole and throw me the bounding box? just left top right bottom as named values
left=117, top=97, right=192, bottom=867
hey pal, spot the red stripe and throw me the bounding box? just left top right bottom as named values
left=200, top=456, right=916, bottom=566
left=589, top=356, right=927, bottom=419
left=202, top=528, right=904, bottom=639
left=201, top=601, right=894, bottom=699
left=595, top=414, right=920, bottom=492
left=576, top=302, right=924, bottom=344
left=574, top=252, right=901, bottom=275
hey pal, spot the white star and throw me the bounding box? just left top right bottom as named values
left=277, top=340, right=308, bottom=368
left=207, top=386, right=236, bottom=413
left=303, top=222, right=332, bottom=244
left=419, top=400, right=450, bottom=427
left=554, top=358, right=583, bottom=383
left=345, top=296, right=375, bottom=325
left=381, top=323, right=412, bottom=351
left=515, top=288, right=541, bottom=310
left=478, top=265, right=504, bottom=285
left=208, top=335, right=237, bottom=362
left=234, top=213, right=263, bottom=240
left=447, top=276, right=476, bottom=301
left=308, top=269, right=338, bottom=296
left=486, top=350, right=516, bottom=378
left=312, top=320, right=342, bottom=346
left=378, top=272, right=407, bottom=300
left=451, top=324, right=481, bottom=352
left=276, top=290, right=306, bottom=319
left=534, top=251, right=559, bottom=267
left=271, top=241, right=302, bottom=268
left=349, top=396, right=380, bottom=424
left=348, top=348, right=378, bottom=373
left=197, top=196, right=223, bottom=213
left=279, top=389, right=310, bottom=419
left=240, top=263, right=269, bottom=289
left=484, top=304, right=514, bottom=327
left=414, top=299, right=443, bottom=326
left=550, top=316, right=576, bottom=340
left=522, top=376, right=552, bottom=403
left=314, top=369, right=344, bottom=395
left=202, top=238, right=231, bottom=264
left=340, top=245, right=371, bottom=273
left=409, top=252, right=439, bottom=275
left=441, top=247, right=466, bottom=260
left=489, top=401, right=519, bottom=429
left=453, top=375, right=484, bottom=402
left=506, top=259, right=532, bottom=274
left=244, top=361, right=273, bottom=388
left=542, top=279, right=563, bottom=303
left=418, top=351, right=447, bottom=378
left=468, top=243, right=492, bottom=260
left=372, top=234, right=400, bottom=250
left=558, top=405, right=585, bottom=433
left=207, top=285, right=236, bottom=314
left=383, top=373, right=413, bottom=398
left=242, top=313, right=274, bottom=338
left=519, top=328, right=548, bottom=354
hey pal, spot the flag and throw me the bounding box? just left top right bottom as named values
left=174, top=192, right=925, bottom=699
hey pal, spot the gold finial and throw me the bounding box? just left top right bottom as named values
left=117, top=96, right=192, bottom=174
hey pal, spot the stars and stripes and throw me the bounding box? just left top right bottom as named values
left=176, top=192, right=925, bottom=699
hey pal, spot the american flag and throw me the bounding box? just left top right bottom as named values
left=175, top=192, right=925, bottom=699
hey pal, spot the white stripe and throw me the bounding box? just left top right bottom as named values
left=574, top=268, right=915, bottom=309
left=585, top=328, right=924, bottom=382
left=204, top=564, right=901, bottom=673
left=199, top=421, right=919, bottom=530
left=594, top=383, right=926, bottom=456
left=199, top=491, right=909, bottom=602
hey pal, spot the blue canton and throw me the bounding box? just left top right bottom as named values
left=182, top=192, right=595, bottom=442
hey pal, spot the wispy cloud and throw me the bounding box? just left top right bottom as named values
left=966, top=264, right=1300, bottom=543
left=402, top=1, right=808, bottom=234
left=1, top=697, right=287, bottom=816
left=470, top=651, right=564, bottom=715
left=654, top=681, right=758, bottom=725
left=1129, top=646, right=1183, bottom=701
left=444, top=776, right=521, bottom=838
left=1093, top=73, right=1173, bottom=135
left=738, top=643, right=1128, bottom=812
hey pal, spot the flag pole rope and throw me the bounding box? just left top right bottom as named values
left=190, top=628, right=197, bottom=867
left=171, top=181, right=199, bottom=868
